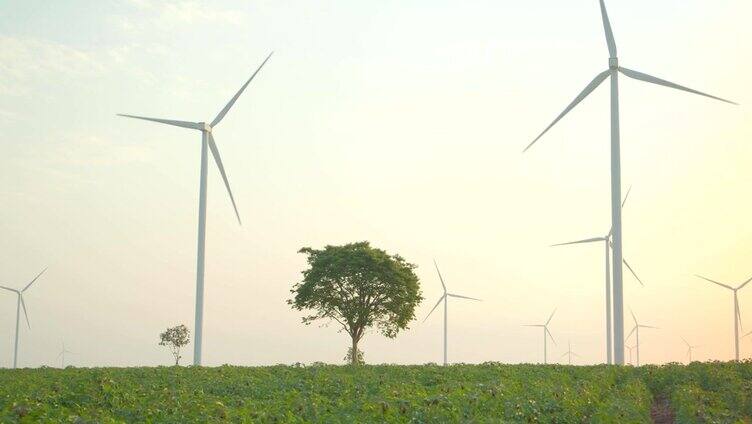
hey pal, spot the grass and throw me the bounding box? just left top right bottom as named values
left=1, top=361, right=750, bottom=423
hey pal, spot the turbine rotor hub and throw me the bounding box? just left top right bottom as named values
left=609, top=57, right=619, bottom=70
left=199, top=122, right=212, bottom=132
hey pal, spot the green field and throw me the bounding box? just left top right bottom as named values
left=2, top=361, right=751, bottom=423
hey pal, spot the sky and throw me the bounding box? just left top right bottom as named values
left=0, top=0, right=751, bottom=368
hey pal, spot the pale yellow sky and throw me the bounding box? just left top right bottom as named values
left=0, top=0, right=751, bottom=367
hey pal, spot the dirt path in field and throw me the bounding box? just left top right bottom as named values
left=650, top=396, right=675, bottom=424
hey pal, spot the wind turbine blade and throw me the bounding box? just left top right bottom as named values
left=695, top=275, right=734, bottom=290
left=523, top=70, right=610, bottom=152
left=23, top=267, right=47, bottom=292
left=744, top=330, right=752, bottom=338
left=621, top=185, right=632, bottom=208
left=629, top=308, right=638, bottom=326
left=551, top=237, right=605, bottom=247
left=208, top=133, right=241, bottom=225
left=523, top=324, right=544, bottom=327
left=737, top=276, right=752, bottom=290
left=681, top=337, right=690, bottom=347
left=622, top=258, right=644, bottom=286
left=546, top=308, right=557, bottom=326
left=571, top=352, right=581, bottom=357
left=0, top=285, right=18, bottom=293
left=546, top=327, right=557, bottom=345
left=433, top=260, right=447, bottom=291
left=625, top=326, right=636, bottom=341
left=56, top=351, right=63, bottom=359
left=447, top=293, right=482, bottom=301
left=560, top=351, right=568, bottom=358
left=736, top=301, right=743, bottom=332
left=211, top=52, right=274, bottom=127
left=423, top=295, right=446, bottom=322
left=20, top=296, right=30, bottom=329
left=640, top=325, right=659, bottom=330
left=618, top=68, right=737, bottom=105
left=598, top=0, right=617, bottom=57
left=117, top=114, right=201, bottom=130
left=607, top=186, right=633, bottom=236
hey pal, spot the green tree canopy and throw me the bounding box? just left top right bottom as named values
left=159, top=324, right=190, bottom=366
left=288, top=241, right=422, bottom=365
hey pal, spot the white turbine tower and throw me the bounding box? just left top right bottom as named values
left=681, top=337, right=699, bottom=363
left=57, top=342, right=74, bottom=368
left=524, top=309, right=557, bottom=364
left=552, top=186, right=643, bottom=364
left=119, top=52, right=273, bottom=366
left=560, top=340, right=580, bottom=365
left=625, top=309, right=658, bottom=366
left=695, top=274, right=751, bottom=361
left=424, top=260, right=481, bottom=366
left=0, top=268, right=47, bottom=369
left=524, top=0, right=735, bottom=365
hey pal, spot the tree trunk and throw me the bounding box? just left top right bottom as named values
left=351, top=337, right=358, bottom=365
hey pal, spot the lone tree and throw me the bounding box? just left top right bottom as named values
left=159, top=324, right=190, bottom=366
left=289, top=241, right=422, bottom=365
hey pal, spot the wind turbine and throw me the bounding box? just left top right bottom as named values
left=424, top=260, right=482, bottom=366
left=56, top=342, right=74, bottom=368
left=0, top=268, right=47, bottom=369
left=118, top=52, right=273, bottom=366
left=625, top=309, right=658, bottom=366
left=552, top=186, right=644, bottom=364
left=524, top=309, right=557, bottom=364
left=524, top=0, right=735, bottom=365
left=560, top=340, right=580, bottom=365
left=681, top=337, right=699, bottom=363
left=695, top=274, right=751, bottom=361
left=625, top=343, right=635, bottom=365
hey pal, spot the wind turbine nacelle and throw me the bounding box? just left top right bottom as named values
left=199, top=122, right=212, bottom=132
left=609, top=57, right=619, bottom=69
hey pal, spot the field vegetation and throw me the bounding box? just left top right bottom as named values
left=1, top=361, right=751, bottom=423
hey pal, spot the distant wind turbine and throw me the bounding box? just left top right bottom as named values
left=0, top=268, right=47, bottom=369
left=524, top=309, right=557, bottom=364
left=524, top=0, right=735, bottom=365
left=552, top=186, right=644, bottom=364
left=118, top=52, right=273, bottom=366
left=625, top=343, right=635, bottom=365
left=57, top=342, right=74, bottom=368
left=625, top=309, right=658, bottom=366
left=424, top=260, right=482, bottom=366
left=560, top=340, right=580, bottom=365
left=695, top=274, right=751, bottom=361
left=681, top=337, right=699, bottom=363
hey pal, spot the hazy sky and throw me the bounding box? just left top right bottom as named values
left=1, top=0, right=751, bottom=368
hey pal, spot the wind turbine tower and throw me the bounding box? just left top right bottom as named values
left=119, top=53, right=273, bottom=365
left=424, top=260, right=482, bottom=366
left=1, top=268, right=47, bottom=369
left=695, top=274, right=750, bottom=361
left=525, top=0, right=735, bottom=365
left=524, top=309, right=557, bottom=364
